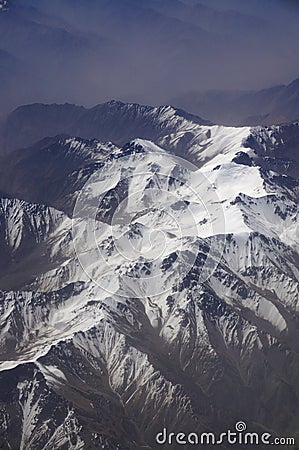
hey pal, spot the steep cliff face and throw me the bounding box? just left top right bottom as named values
left=0, top=111, right=298, bottom=449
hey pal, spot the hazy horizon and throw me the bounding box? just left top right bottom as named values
left=0, top=0, right=299, bottom=115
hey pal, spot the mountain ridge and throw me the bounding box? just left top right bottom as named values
left=0, top=101, right=211, bottom=155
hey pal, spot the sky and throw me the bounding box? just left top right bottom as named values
left=0, top=0, right=299, bottom=114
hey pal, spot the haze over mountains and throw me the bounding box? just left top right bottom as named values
left=173, top=77, right=299, bottom=126
left=0, top=0, right=299, bottom=123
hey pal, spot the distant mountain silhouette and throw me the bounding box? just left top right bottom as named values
left=172, top=77, right=299, bottom=126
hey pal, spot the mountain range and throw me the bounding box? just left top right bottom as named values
left=0, top=102, right=298, bottom=449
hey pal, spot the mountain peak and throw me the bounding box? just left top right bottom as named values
left=103, top=99, right=126, bottom=107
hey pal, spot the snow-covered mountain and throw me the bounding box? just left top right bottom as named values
left=0, top=106, right=298, bottom=449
